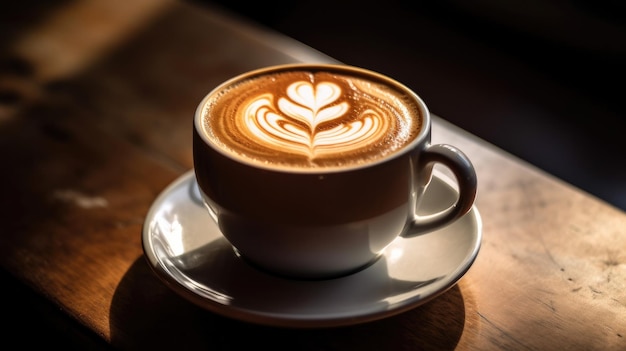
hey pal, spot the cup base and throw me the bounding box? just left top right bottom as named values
left=232, top=247, right=383, bottom=281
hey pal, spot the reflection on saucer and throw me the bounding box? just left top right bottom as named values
left=142, top=170, right=482, bottom=328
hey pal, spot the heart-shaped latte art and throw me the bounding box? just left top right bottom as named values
left=243, top=81, right=387, bottom=158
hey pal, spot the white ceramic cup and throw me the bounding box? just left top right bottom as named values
left=193, top=63, right=477, bottom=279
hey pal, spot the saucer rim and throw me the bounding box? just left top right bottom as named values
left=142, top=170, right=482, bottom=328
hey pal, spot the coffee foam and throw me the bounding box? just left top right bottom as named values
left=201, top=69, right=422, bottom=169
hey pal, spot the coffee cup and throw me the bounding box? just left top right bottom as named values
left=193, top=63, right=477, bottom=279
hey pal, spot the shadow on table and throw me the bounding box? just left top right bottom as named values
left=110, top=255, right=468, bottom=350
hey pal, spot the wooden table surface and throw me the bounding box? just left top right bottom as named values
left=1, top=1, right=624, bottom=350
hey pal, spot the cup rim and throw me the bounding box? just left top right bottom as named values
left=194, top=63, right=431, bottom=174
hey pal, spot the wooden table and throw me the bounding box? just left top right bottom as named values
left=1, top=1, right=624, bottom=350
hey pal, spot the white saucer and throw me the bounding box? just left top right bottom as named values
left=142, top=170, right=482, bottom=328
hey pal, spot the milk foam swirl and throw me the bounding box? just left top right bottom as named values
left=244, top=81, right=388, bottom=158
left=202, top=70, right=421, bottom=168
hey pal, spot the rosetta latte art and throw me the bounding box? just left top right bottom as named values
left=244, top=81, right=389, bottom=158
left=203, top=69, right=421, bottom=168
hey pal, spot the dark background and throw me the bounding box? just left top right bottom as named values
left=195, top=0, right=626, bottom=211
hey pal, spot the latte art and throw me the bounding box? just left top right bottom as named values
left=201, top=68, right=422, bottom=169
left=245, top=81, right=388, bottom=158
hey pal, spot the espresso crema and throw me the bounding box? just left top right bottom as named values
left=200, top=67, right=422, bottom=169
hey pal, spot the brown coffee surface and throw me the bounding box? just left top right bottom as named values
left=200, top=67, right=422, bottom=169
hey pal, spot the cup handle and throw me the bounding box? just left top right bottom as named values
left=402, top=144, right=477, bottom=237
